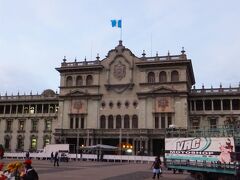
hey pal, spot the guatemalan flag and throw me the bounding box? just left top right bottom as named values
left=111, top=19, right=122, bottom=28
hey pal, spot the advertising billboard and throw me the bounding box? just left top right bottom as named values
left=165, top=137, right=235, bottom=163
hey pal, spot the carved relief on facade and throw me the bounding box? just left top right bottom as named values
left=155, top=97, right=173, bottom=112
left=113, top=61, right=126, bottom=80
left=71, top=100, right=85, bottom=114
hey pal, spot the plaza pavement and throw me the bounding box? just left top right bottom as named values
left=0, top=159, right=193, bottom=180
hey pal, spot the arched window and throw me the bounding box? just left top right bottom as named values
left=86, top=75, right=93, bottom=85
left=147, top=72, right=155, bottom=83
left=116, top=115, right=122, bottom=129
left=171, top=71, right=179, bottom=82
left=66, top=76, right=73, bottom=87
left=132, top=115, right=138, bottom=129
left=4, top=135, right=11, bottom=150
left=30, top=135, right=37, bottom=150
left=43, top=135, right=51, bottom=147
left=108, top=115, right=113, bottom=129
left=76, top=76, right=83, bottom=86
left=17, top=135, right=24, bottom=151
left=159, top=71, right=167, bottom=83
left=100, top=115, right=106, bottom=129
left=124, top=115, right=130, bottom=129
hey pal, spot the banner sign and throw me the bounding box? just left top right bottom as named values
left=165, top=137, right=235, bottom=163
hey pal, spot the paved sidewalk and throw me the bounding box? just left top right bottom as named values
left=0, top=159, right=191, bottom=180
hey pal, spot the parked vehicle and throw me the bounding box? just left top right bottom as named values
left=165, top=126, right=240, bottom=180
left=44, top=144, right=69, bottom=154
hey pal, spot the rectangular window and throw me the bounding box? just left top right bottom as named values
left=18, top=105, right=23, bottom=114
left=155, top=116, right=159, bottom=129
left=81, top=117, right=84, bottom=129
left=75, top=117, right=79, bottom=129
left=24, top=105, right=29, bottom=114
left=11, top=105, right=17, bottom=114
left=32, top=120, right=38, bottom=131
left=167, top=116, right=172, bottom=128
left=161, top=115, right=165, bottom=129
left=0, top=105, right=4, bottom=114
left=19, top=120, right=25, bottom=131
left=205, top=100, right=212, bottom=111
left=43, top=104, right=48, bottom=113
left=45, top=120, right=52, bottom=131
left=223, top=99, right=230, bottom=110
left=6, top=120, right=12, bottom=131
left=70, top=118, right=74, bottom=129
left=49, top=104, right=55, bottom=113
left=5, top=105, right=10, bottom=114
left=36, top=104, right=42, bottom=113
left=210, top=118, right=217, bottom=129
left=192, top=119, right=200, bottom=129
left=232, top=99, right=240, bottom=110
left=108, top=118, right=113, bottom=129
left=30, top=105, right=35, bottom=114
left=213, top=100, right=221, bottom=110
left=31, top=138, right=37, bottom=149
left=196, top=100, right=203, bottom=111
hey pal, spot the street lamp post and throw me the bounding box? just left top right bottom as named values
left=76, top=130, right=79, bottom=161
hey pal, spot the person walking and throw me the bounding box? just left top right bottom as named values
left=54, top=152, right=59, bottom=167
left=50, top=152, right=54, bottom=163
left=22, top=159, right=39, bottom=180
left=151, top=156, right=162, bottom=179
left=25, top=152, right=30, bottom=159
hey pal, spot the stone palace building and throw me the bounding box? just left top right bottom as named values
left=0, top=41, right=240, bottom=155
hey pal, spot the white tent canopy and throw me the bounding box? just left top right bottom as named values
left=80, top=144, right=118, bottom=151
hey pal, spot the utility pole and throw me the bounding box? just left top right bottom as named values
left=76, top=130, right=79, bottom=161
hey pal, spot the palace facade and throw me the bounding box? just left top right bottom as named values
left=0, top=41, right=240, bottom=155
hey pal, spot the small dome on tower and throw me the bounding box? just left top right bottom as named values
left=41, top=89, right=55, bottom=97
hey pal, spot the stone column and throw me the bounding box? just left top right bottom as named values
left=203, top=100, right=205, bottom=111
left=211, top=100, right=214, bottom=111
left=230, top=99, right=233, bottom=111
left=220, top=99, right=223, bottom=111
left=193, top=100, right=196, bottom=111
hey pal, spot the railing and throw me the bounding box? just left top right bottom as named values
left=190, top=87, right=240, bottom=94
left=166, top=159, right=240, bottom=175
left=55, top=128, right=166, bottom=137
left=3, top=152, right=158, bottom=164
left=144, top=55, right=186, bottom=61
left=61, top=60, right=100, bottom=67
left=165, top=125, right=240, bottom=138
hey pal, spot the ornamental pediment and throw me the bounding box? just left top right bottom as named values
left=66, top=90, right=87, bottom=97
left=150, top=86, right=177, bottom=94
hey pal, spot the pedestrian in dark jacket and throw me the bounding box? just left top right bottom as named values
left=50, top=152, right=54, bottom=163
left=151, top=156, right=162, bottom=179
left=25, top=152, right=30, bottom=159
left=22, top=159, right=39, bottom=180
left=54, top=152, right=59, bottom=166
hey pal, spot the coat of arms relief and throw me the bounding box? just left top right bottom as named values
left=113, top=61, right=126, bottom=80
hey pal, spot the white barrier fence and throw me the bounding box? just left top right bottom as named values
left=3, top=153, right=159, bottom=164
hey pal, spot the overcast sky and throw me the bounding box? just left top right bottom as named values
left=0, top=0, right=240, bottom=95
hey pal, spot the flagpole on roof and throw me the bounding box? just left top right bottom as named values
left=120, top=18, right=122, bottom=41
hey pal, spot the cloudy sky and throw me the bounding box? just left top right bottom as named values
left=0, top=0, right=240, bottom=95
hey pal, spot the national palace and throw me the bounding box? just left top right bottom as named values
left=0, top=41, right=239, bottom=155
